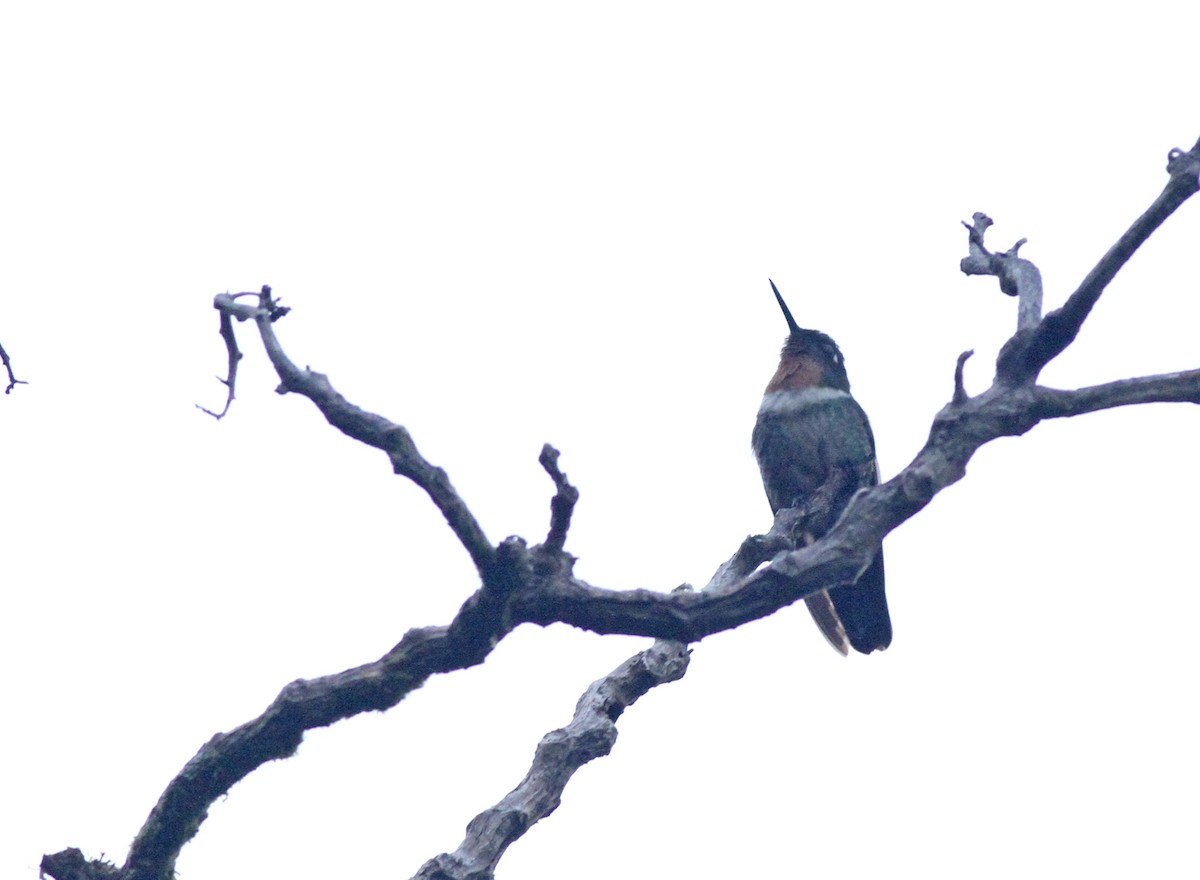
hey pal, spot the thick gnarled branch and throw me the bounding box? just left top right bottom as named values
left=997, top=138, right=1200, bottom=385
left=40, top=134, right=1200, bottom=880
left=414, top=639, right=690, bottom=880
left=117, top=536, right=530, bottom=880
left=106, top=356, right=1200, bottom=880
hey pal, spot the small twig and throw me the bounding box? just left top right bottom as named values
left=953, top=350, right=975, bottom=405
left=705, top=528, right=789, bottom=597
left=955, top=211, right=993, bottom=262
left=195, top=308, right=243, bottom=419
left=538, top=444, right=579, bottom=555
left=196, top=287, right=288, bottom=419
left=0, top=340, right=28, bottom=394
left=39, top=848, right=120, bottom=880
left=706, top=466, right=858, bottom=597
left=960, top=213, right=1044, bottom=329
left=705, top=518, right=792, bottom=597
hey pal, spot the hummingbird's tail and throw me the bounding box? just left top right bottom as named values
left=805, top=551, right=891, bottom=655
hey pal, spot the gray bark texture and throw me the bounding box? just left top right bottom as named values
left=40, top=137, right=1200, bottom=880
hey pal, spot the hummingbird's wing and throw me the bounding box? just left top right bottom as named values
left=753, top=388, right=876, bottom=511
left=808, top=395, right=890, bottom=653
left=753, top=389, right=892, bottom=654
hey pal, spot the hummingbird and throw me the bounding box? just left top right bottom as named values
left=751, top=279, right=892, bottom=655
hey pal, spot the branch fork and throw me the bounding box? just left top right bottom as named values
left=42, top=134, right=1200, bottom=880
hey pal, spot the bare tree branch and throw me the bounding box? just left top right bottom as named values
left=413, top=638, right=690, bottom=880
left=0, top=339, right=27, bottom=394
left=209, top=287, right=497, bottom=579
left=414, top=462, right=873, bottom=880
left=195, top=300, right=243, bottom=419
left=106, top=448, right=851, bottom=880
left=40, top=134, right=1200, bottom=880
left=952, top=350, right=974, bottom=405
left=118, top=533, right=530, bottom=880
left=39, top=849, right=119, bottom=880
left=538, top=443, right=578, bottom=556
left=1032, top=369, right=1200, bottom=417
left=997, top=138, right=1200, bottom=385
left=960, top=212, right=1044, bottom=329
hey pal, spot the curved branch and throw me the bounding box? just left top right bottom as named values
left=960, top=212, right=1044, bottom=328
left=953, top=349, right=975, bottom=405
left=43, top=135, right=1200, bottom=880
left=46, top=363, right=1200, bottom=880
left=0, top=339, right=27, bottom=393
left=413, top=639, right=690, bottom=880
left=538, top=443, right=578, bottom=555
left=195, top=305, right=242, bottom=419
left=120, top=536, right=529, bottom=880
left=210, top=288, right=497, bottom=579
left=999, top=138, right=1200, bottom=384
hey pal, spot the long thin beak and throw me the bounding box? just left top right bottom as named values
left=769, top=279, right=802, bottom=335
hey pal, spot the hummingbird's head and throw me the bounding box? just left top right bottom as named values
left=766, top=279, right=851, bottom=393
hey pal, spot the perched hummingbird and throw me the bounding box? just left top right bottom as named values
left=751, top=280, right=892, bottom=655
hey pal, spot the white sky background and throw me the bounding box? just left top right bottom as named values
left=2, top=3, right=1198, bottom=878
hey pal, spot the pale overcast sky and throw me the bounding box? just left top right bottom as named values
left=3, top=3, right=1198, bottom=879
